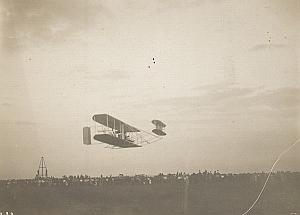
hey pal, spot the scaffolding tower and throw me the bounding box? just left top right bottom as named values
left=36, top=156, right=48, bottom=179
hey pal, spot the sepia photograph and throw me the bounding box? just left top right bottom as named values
left=0, top=0, right=299, bottom=214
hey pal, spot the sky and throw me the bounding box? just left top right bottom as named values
left=0, top=0, right=299, bottom=179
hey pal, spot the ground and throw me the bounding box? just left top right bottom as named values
left=0, top=180, right=299, bottom=215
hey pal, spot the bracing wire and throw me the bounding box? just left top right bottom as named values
left=240, top=138, right=300, bottom=215
left=137, top=127, right=164, bottom=146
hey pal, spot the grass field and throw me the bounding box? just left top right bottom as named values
left=0, top=180, right=299, bottom=215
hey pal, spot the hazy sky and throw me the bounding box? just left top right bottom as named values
left=0, top=0, right=299, bottom=179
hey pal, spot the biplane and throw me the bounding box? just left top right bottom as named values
left=83, top=114, right=166, bottom=149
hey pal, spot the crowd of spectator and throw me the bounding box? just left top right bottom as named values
left=1, top=171, right=299, bottom=188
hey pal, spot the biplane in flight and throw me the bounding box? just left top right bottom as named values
left=83, top=114, right=166, bottom=149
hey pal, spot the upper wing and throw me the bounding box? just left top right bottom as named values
left=92, top=114, right=140, bottom=132
left=152, top=120, right=166, bottom=128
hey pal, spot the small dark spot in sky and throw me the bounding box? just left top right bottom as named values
left=147, top=58, right=157, bottom=69
left=266, top=32, right=272, bottom=43
left=29, top=58, right=32, bottom=61
left=152, top=57, right=156, bottom=64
